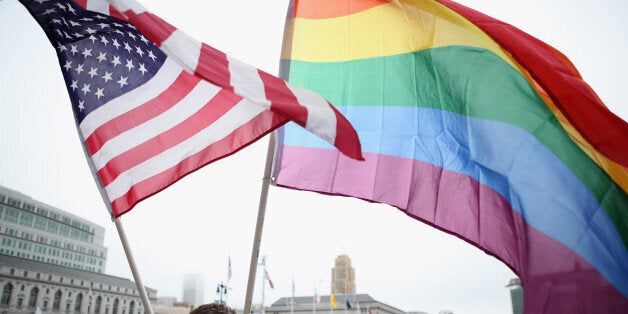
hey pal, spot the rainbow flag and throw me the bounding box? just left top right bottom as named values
left=272, top=0, right=628, bottom=312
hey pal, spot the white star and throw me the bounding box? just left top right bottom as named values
left=64, top=32, right=73, bottom=40
left=73, top=32, right=82, bottom=38
left=67, top=4, right=76, bottom=15
left=117, top=76, right=128, bottom=87
left=54, top=3, right=66, bottom=10
left=112, top=39, right=121, bottom=50
left=123, top=42, right=132, bottom=53
left=78, top=100, right=85, bottom=111
left=69, top=20, right=80, bottom=27
left=63, top=60, right=72, bottom=71
left=89, top=35, right=98, bottom=43
left=88, top=67, right=98, bottom=78
left=125, top=59, right=135, bottom=71
left=94, top=88, right=105, bottom=99
left=100, top=36, right=109, bottom=46
left=138, top=63, right=147, bottom=75
left=96, top=52, right=107, bottom=62
left=113, top=22, right=124, bottom=28
left=81, top=83, right=91, bottom=95
left=70, top=80, right=78, bottom=91
left=81, top=48, right=92, bottom=58
left=81, top=17, right=94, bottom=22
left=140, top=35, right=149, bottom=45
left=135, top=46, right=144, bottom=57
left=57, top=43, right=67, bottom=52
left=75, top=64, right=84, bottom=74
left=114, top=29, right=125, bottom=35
left=54, top=29, right=63, bottom=37
left=102, top=71, right=113, bottom=83
left=94, top=15, right=107, bottom=20
left=147, top=50, right=157, bottom=62
left=70, top=45, right=79, bottom=55
left=42, top=8, right=56, bottom=15
left=85, top=27, right=97, bottom=34
left=128, top=32, right=137, bottom=40
left=111, top=56, right=121, bottom=67
left=97, top=23, right=109, bottom=29
left=52, top=18, right=62, bottom=24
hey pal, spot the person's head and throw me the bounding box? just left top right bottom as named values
left=190, top=303, right=235, bottom=314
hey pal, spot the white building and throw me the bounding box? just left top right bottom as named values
left=0, top=186, right=107, bottom=273
left=182, top=274, right=204, bottom=308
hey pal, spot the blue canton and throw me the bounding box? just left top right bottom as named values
left=21, top=0, right=167, bottom=123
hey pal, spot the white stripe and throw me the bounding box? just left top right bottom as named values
left=91, top=80, right=221, bottom=170
left=105, top=98, right=269, bottom=201
left=228, top=56, right=271, bottom=109
left=86, top=0, right=110, bottom=15
left=80, top=58, right=182, bottom=138
left=288, top=84, right=337, bottom=144
left=107, top=0, right=147, bottom=15
left=161, top=30, right=202, bottom=74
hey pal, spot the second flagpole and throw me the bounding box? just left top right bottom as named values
left=243, top=135, right=276, bottom=314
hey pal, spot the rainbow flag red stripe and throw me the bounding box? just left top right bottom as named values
left=273, top=1, right=628, bottom=312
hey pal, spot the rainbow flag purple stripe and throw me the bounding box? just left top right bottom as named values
left=273, top=1, right=628, bottom=312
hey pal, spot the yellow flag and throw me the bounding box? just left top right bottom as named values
left=330, top=293, right=337, bottom=308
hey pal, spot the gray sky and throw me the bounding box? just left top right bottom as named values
left=0, top=1, right=626, bottom=313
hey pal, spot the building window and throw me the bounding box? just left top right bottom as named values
left=53, top=290, right=62, bottom=310
left=17, top=297, right=23, bottom=307
left=43, top=300, right=48, bottom=309
left=28, top=287, right=39, bottom=309
left=75, top=293, right=83, bottom=312
left=95, top=296, right=102, bottom=314
left=1, top=284, right=12, bottom=305
left=129, top=301, right=135, bottom=314
left=112, top=298, right=119, bottom=314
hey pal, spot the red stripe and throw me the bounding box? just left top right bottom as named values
left=110, top=111, right=285, bottom=216
left=435, top=0, right=628, bottom=167
left=108, top=5, right=126, bottom=21
left=258, top=70, right=308, bottom=128
left=121, top=11, right=177, bottom=47
left=331, top=106, right=364, bottom=161
left=195, top=43, right=233, bottom=92
left=98, top=88, right=242, bottom=186
left=74, top=0, right=88, bottom=9
left=85, top=71, right=200, bottom=155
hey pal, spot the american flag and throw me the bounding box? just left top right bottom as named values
left=264, top=269, right=274, bottom=289
left=19, top=0, right=362, bottom=218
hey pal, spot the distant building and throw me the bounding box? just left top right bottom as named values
left=182, top=273, right=204, bottom=308
left=0, top=254, right=157, bottom=314
left=155, top=296, right=178, bottom=307
left=331, top=255, right=355, bottom=294
left=0, top=185, right=158, bottom=314
left=267, top=294, right=408, bottom=314
left=506, top=278, right=523, bottom=314
left=0, top=186, right=108, bottom=273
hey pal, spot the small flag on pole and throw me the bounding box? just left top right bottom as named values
left=330, top=294, right=337, bottom=308
left=227, top=256, right=232, bottom=282
left=265, top=270, right=274, bottom=289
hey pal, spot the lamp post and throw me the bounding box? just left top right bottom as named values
left=216, top=282, right=229, bottom=304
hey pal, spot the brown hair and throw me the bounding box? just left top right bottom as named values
left=190, top=303, right=236, bottom=314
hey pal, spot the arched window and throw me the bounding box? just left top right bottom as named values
left=75, top=293, right=83, bottom=312
left=53, top=290, right=62, bottom=310
left=112, top=298, right=119, bottom=314
left=95, top=296, right=102, bottom=314
left=28, top=287, right=39, bottom=309
left=128, top=301, right=135, bottom=314
left=1, top=283, right=12, bottom=305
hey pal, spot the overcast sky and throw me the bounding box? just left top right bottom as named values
left=0, top=1, right=626, bottom=314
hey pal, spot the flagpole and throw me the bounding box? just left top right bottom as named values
left=244, top=135, right=276, bottom=314
left=114, top=218, right=154, bottom=314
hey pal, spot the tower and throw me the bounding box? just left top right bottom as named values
left=506, top=278, right=524, bottom=314
left=183, top=273, right=205, bottom=308
left=331, top=255, right=355, bottom=294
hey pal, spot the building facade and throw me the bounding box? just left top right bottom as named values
left=331, top=255, right=355, bottom=295
left=182, top=274, right=204, bottom=308
left=266, top=294, right=425, bottom=314
left=0, top=186, right=108, bottom=273
left=506, top=278, right=523, bottom=314
left=0, top=254, right=157, bottom=314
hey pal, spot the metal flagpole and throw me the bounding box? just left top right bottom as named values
left=114, top=218, right=154, bottom=314
left=244, top=136, right=276, bottom=314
